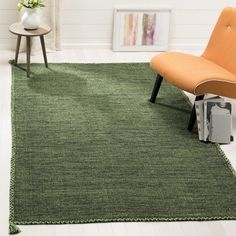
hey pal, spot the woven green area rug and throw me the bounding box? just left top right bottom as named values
left=10, top=63, right=236, bottom=233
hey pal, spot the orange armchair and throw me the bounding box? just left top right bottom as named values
left=150, top=7, right=236, bottom=131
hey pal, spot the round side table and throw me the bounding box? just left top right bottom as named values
left=9, top=22, right=51, bottom=77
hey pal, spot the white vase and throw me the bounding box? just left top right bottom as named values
left=21, top=8, right=41, bottom=30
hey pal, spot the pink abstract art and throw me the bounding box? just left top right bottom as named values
left=113, top=8, right=171, bottom=51
left=142, top=13, right=156, bottom=45
left=122, top=13, right=157, bottom=46
left=123, top=13, right=139, bottom=46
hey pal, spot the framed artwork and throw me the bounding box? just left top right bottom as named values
left=113, top=6, right=172, bottom=52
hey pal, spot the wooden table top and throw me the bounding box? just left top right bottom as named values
left=9, top=22, right=51, bottom=37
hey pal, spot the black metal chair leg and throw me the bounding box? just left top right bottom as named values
left=188, top=95, right=205, bottom=131
left=150, top=74, right=163, bottom=103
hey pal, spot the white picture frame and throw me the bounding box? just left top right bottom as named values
left=113, top=6, right=172, bottom=52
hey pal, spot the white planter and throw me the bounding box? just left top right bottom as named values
left=21, top=8, right=41, bottom=30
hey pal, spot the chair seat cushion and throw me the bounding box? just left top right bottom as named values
left=150, top=52, right=236, bottom=95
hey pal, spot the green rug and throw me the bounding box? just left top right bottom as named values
left=10, top=63, right=236, bottom=233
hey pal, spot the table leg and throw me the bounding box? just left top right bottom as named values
left=26, top=36, right=31, bottom=78
left=14, top=35, right=21, bottom=65
left=40, top=35, right=48, bottom=68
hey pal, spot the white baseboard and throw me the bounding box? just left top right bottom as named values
left=1, top=42, right=205, bottom=54
left=61, top=43, right=111, bottom=50
left=62, top=42, right=205, bottom=54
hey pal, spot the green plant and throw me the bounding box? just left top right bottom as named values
left=17, top=0, right=45, bottom=11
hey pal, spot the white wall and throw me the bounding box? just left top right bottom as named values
left=60, top=0, right=236, bottom=52
left=0, top=0, right=19, bottom=49
left=1, top=0, right=236, bottom=52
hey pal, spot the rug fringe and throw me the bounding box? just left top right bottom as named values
left=9, top=222, right=21, bottom=235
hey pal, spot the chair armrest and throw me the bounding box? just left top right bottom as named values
left=194, top=80, right=236, bottom=99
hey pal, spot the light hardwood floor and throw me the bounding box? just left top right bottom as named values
left=0, top=49, right=235, bottom=236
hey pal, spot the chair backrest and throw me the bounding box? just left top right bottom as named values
left=202, top=7, right=236, bottom=75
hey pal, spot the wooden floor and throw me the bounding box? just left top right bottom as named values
left=0, top=49, right=235, bottom=236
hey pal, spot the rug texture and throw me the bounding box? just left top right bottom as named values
left=10, top=63, right=236, bottom=232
